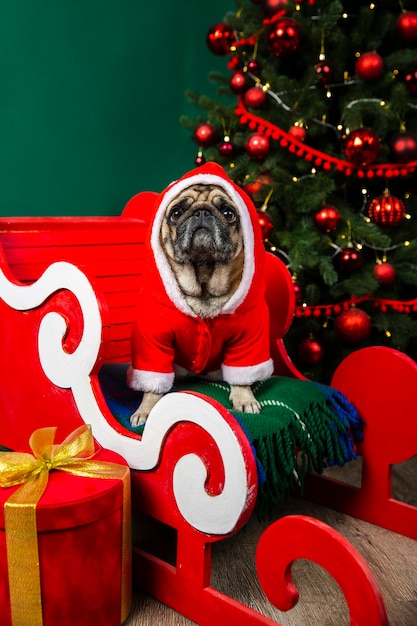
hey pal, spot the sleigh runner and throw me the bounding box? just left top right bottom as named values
left=0, top=188, right=416, bottom=624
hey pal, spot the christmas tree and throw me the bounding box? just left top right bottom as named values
left=180, top=0, right=417, bottom=383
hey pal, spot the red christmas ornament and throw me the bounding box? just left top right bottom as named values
left=257, top=210, right=274, bottom=239
left=245, top=132, right=270, bottom=160
left=193, top=123, right=218, bottom=148
left=373, top=262, right=396, bottom=286
left=243, top=86, right=267, bottom=109
left=207, top=22, right=236, bottom=56
left=298, top=336, right=325, bottom=364
left=218, top=139, right=234, bottom=157
left=343, top=127, right=381, bottom=167
left=314, top=205, right=341, bottom=232
left=194, top=154, right=206, bottom=166
left=355, top=51, right=384, bottom=82
left=243, top=173, right=273, bottom=197
left=315, top=60, right=334, bottom=86
left=288, top=124, right=306, bottom=142
left=247, top=59, right=261, bottom=75
left=368, top=191, right=405, bottom=228
left=229, top=70, right=248, bottom=94
left=396, top=11, right=417, bottom=43
left=292, top=279, right=303, bottom=303
left=262, top=0, right=288, bottom=19
left=335, top=247, right=363, bottom=273
left=405, top=69, right=417, bottom=95
left=334, top=308, right=372, bottom=345
left=267, top=18, right=301, bottom=57
left=389, top=131, right=417, bottom=163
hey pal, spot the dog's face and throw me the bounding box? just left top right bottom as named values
left=160, top=183, right=245, bottom=317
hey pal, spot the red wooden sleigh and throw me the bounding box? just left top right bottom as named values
left=0, top=189, right=416, bottom=625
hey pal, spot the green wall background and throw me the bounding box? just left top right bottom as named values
left=0, top=1, right=231, bottom=216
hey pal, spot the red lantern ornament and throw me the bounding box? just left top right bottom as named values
left=355, top=51, right=384, bottom=82
left=193, top=123, right=218, bottom=148
left=315, top=60, right=334, bottom=86
left=244, top=86, right=267, bottom=109
left=262, top=0, right=288, bottom=18
left=267, top=18, right=301, bottom=57
left=314, top=205, right=341, bottom=232
left=389, top=131, right=417, bottom=164
left=343, top=127, right=381, bottom=167
left=373, top=262, right=396, bottom=286
left=396, top=11, right=417, bottom=43
left=405, top=69, right=417, bottom=95
left=368, top=191, right=405, bottom=228
left=335, top=247, right=363, bottom=273
left=207, top=23, right=236, bottom=56
left=334, top=308, right=372, bottom=345
left=298, top=336, right=325, bottom=364
left=245, top=132, right=270, bottom=160
left=229, top=70, right=248, bottom=94
left=257, top=210, right=274, bottom=240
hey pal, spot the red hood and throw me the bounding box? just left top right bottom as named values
left=143, top=162, right=266, bottom=318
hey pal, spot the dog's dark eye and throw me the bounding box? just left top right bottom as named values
left=168, top=206, right=184, bottom=224
left=221, top=206, right=237, bottom=223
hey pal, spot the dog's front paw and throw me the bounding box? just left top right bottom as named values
left=130, top=392, right=163, bottom=427
left=229, top=385, right=261, bottom=414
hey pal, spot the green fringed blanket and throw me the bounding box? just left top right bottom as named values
left=99, top=365, right=363, bottom=519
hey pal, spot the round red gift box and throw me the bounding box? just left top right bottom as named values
left=0, top=448, right=131, bottom=626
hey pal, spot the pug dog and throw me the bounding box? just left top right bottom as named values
left=128, top=164, right=273, bottom=427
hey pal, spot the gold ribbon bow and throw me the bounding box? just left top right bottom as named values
left=0, top=424, right=131, bottom=626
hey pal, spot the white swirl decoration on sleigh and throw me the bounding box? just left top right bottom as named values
left=0, top=261, right=252, bottom=535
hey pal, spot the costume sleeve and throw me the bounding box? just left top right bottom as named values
left=221, top=302, right=274, bottom=386
left=127, top=305, right=176, bottom=393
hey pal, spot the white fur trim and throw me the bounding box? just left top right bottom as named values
left=127, top=366, right=175, bottom=393
left=151, top=173, right=255, bottom=317
left=221, top=359, right=274, bottom=386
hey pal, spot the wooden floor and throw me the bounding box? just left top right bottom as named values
left=125, top=456, right=417, bottom=626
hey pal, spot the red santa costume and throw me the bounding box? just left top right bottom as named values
left=127, top=162, right=273, bottom=394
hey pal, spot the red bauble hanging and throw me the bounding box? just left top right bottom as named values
left=261, top=0, right=288, bottom=18
left=267, top=18, right=301, bottom=57
left=244, top=86, right=267, bottom=109
left=207, top=22, right=236, bottom=56
left=243, top=173, right=273, bottom=197
left=218, top=138, right=234, bottom=157
left=245, top=133, right=270, bottom=160
left=355, top=51, right=384, bottom=82
left=389, top=131, right=417, bottom=164
left=194, top=153, right=206, bottom=166
left=229, top=70, right=248, bottom=94
left=288, top=124, right=306, bottom=142
left=298, top=336, right=325, bottom=365
left=343, top=127, right=381, bottom=167
left=334, top=308, right=372, bottom=345
left=247, top=59, right=261, bottom=76
left=292, top=279, right=303, bottom=304
left=405, top=69, right=417, bottom=95
left=193, top=123, right=218, bottom=148
left=315, top=60, right=334, bottom=86
left=396, top=11, right=417, bottom=43
left=314, top=205, right=341, bottom=232
left=373, top=262, right=396, bottom=286
left=335, top=247, right=363, bottom=273
left=257, top=210, right=274, bottom=240
left=368, top=191, right=405, bottom=228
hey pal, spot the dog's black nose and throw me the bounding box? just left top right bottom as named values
left=192, top=208, right=213, bottom=227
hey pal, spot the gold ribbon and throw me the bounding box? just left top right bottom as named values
left=0, top=424, right=132, bottom=626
